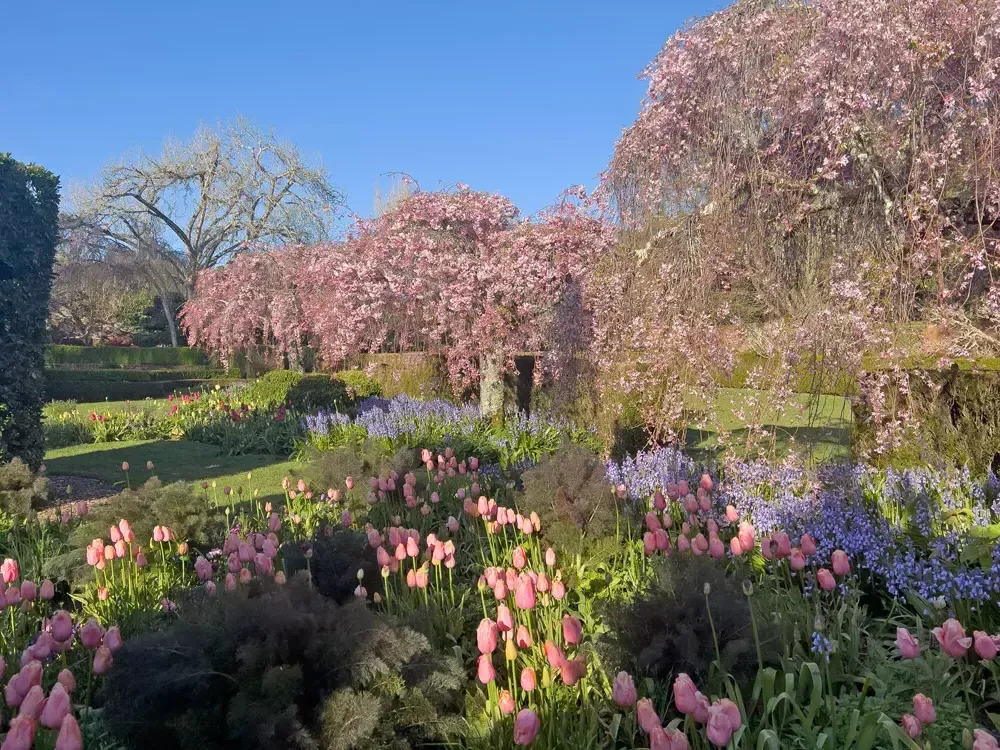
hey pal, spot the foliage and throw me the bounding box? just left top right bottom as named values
left=0, top=458, right=50, bottom=516
left=287, top=374, right=349, bottom=413
left=45, top=344, right=209, bottom=367
left=101, top=577, right=464, bottom=750
left=281, top=531, right=384, bottom=605
left=244, top=369, right=304, bottom=409
left=334, top=369, right=383, bottom=403
left=187, top=408, right=301, bottom=456
left=516, top=444, right=621, bottom=568
left=0, top=154, right=60, bottom=469
left=604, top=555, right=766, bottom=688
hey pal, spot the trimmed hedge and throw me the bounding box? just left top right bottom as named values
left=45, top=345, right=208, bottom=368
left=45, top=379, right=241, bottom=403
left=0, top=155, right=59, bottom=469
left=45, top=368, right=225, bottom=383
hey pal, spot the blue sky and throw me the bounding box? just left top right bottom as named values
left=1, top=0, right=724, bottom=220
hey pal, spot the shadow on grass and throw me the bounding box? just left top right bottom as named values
left=686, top=421, right=853, bottom=463
left=44, top=440, right=298, bottom=503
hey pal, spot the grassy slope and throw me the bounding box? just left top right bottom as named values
left=44, top=439, right=298, bottom=506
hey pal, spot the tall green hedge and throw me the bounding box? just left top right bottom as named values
left=45, top=345, right=208, bottom=368
left=0, top=155, right=59, bottom=469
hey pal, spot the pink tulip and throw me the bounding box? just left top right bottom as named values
left=545, top=548, right=556, bottom=567
left=612, top=671, right=637, bottom=707
left=513, top=708, right=541, bottom=745
left=55, top=714, right=83, bottom=750
left=520, top=666, right=537, bottom=692
left=225, top=573, right=237, bottom=591
left=135, top=552, right=147, bottom=568
left=817, top=568, right=836, bottom=591
left=119, top=519, right=135, bottom=543
left=654, top=529, right=671, bottom=552
left=738, top=522, right=755, bottom=551
left=789, top=548, right=806, bottom=571
left=273, top=572, right=286, bottom=585
left=773, top=532, right=791, bottom=558
left=831, top=549, right=850, bottom=575
left=800, top=534, right=816, bottom=556
left=974, top=729, right=1000, bottom=750
left=636, top=697, right=661, bottom=733
left=913, top=693, right=935, bottom=725
left=497, top=604, right=514, bottom=632
left=477, top=653, right=496, bottom=684
left=93, top=645, right=113, bottom=674
left=1, top=558, right=19, bottom=584
left=477, top=618, right=498, bottom=654
left=4, top=715, right=36, bottom=750
left=18, top=684, right=45, bottom=718
left=729, top=537, right=744, bottom=556
left=152, top=526, right=164, bottom=542
left=673, top=673, right=699, bottom=714
left=204, top=581, right=217, bottom=596
left=514, top=575, right=536, bottom=610
left=901, top=713, right=922, bottom=738
left=104, top=626, right=123, bottom=652
left=706, top=704, right=734, bottom=746
left=933, top=618, right=973, bottom=658
left=896, top=628, right=920, bottom=659
left=40, top=682, right=71, bottom=729
left=498, top=688, right=516, bottom=715
left=80, top=618, right=104, bottom=649
left=39, top=580, right=54, bottom=600
left=643, top=532, right=656, bottom=556
left=717, top=698, right=741, bottom=730
left=709, top=535, right=725, bottom=559
left=20, top=580, right=37, bottom=602
left=55, top=670, right=75, bottom=695
left=512, top=546, right=527, bottom=570
left=194, top=556, right=212, bottom=582
left=551, top=579, right=566, bottom=600
left=975, top=631, right=998, bottom=660
left=562, top=615, right=583, bottom=645
left=543, top=640, right=565, bottom=669
left=693, top=692, right=711, bottom=723
left=561, top=655, right=586, bottom=686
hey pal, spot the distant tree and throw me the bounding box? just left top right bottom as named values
left=71, top=120, right=343, bottom=344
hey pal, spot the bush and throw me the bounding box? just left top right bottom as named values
left=243, top=369, right=304, bottom=409
left=101, top=577, right=464, bottom=750
left=0, top=458, right=50, bottom=516
left=44, top=367, right=224, bottom=382
left=603, top=555, right=772, bottom=689
left=333, top=370, right=382, bottom=402
left=296, top=442, right=417, bottom=510
left=516, top=444, right=623, bottom=570
left=44, top=378, right=238, bottom=403
left=0, top=155, right=60, bottom=469
left=187, top=410, right=301, bottom=455
left=281, top=530, right=384, bottom=604
left=287, top=374, right=347, bottom=412
left=44, top=345, right=208, bottom=368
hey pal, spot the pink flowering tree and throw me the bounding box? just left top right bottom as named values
left=182, top=185, right=615, bottom=416
left=598, top=0, right=1000, bottom=454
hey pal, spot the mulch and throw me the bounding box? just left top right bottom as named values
left=40, top=475, right=122, bottom=514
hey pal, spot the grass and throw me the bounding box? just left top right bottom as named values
left=684, top=388, right=853, bottom=462
left=44, top=439, right=299, bottom=506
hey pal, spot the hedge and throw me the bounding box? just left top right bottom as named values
left=44, top=379, right=242, bottom=403
left=44, top=368, right=225, bottom=383
left=45, top=345, right=208, bottom=368
left=0, top=155, right=59, bottom=469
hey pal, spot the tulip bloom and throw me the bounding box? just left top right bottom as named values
left=551, top=580, right=566, bottom=600
left=673, top=673, right=699, bottom=714
left=515, top=624, right=532, bottom=649
left=901, top=713, right=922, bottom=738
left=512, top=547, right=527, bottom=570
left=706, top=704, right=734, bottom=746
left=4, top=715, right=35, bottom=749
left=80, top=618, right=104, bottom=649
left=975, top=631, right=998, bottom=660
left=55, top=714, right=83, bottom=750
left=543, top=640, right=564, bottom=669
left=817, top=568, right=836, bottom=591
left=612, top=671, right=637, bottom=707
left=497, top=604, right=514, bottom=632
left=514, top=575, right=536, bottom=610
left=933, top=618, right=973, bottom=658
left=913, top=694, right=936, bottom=725
left=57, top=669, right=76, bottom=694
left=562, top=615, right=583, bottom=645
left=1, top=558, right=19, bottom=584
left=39, top=580, right=54, bottom=600
left=477, top=618, right=498, bottom=654
left=636, top=697, right=661, bottom=733
left=513, top=709, right=540, bottom=746
left=896, top=628, right=920, bottom=659
left=477, top=654, right=496, bottom=684
left=520, top=666, right=537, bottom=692
left=40, top=682, right=71, bottom=729
left=498, top=689, right=515, bottom=715
left=789, top=548, right=806, bottom=571
left=709, top=535, right=725, bottom=559
left=831, top=549, right=850, bottom=576
left=103, top=626, right=123, bottom=652
left=19, top=684, right=45, bottom=718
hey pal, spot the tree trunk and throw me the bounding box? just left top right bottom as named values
left=160, top=294, right=180, bottom=347
left=479, top=352, right=504, bottom=420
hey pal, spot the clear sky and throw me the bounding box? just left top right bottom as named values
left=1, top=0, right=724, bottom=220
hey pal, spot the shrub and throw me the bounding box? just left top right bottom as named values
left=44, top=344, right=208, bottom=368
left=516, top=444, right=622, bottom=568
left=281, top=530, right=383, bottom=604
left=243, top=369, right=303, bottom=409
left=0, top=458, right=50, bottom=516
left=0, top=155, right=59, bottom=469
left=45, top=378, right=236, bottom=402
left=333, top=369, right=382, bottom=403
left=187, top=410, right=301, bottom=455
left=101, top=577, right=464, bottom=750
left=602, top=555, right=772, bottom=689
left=296, top=443, right=417, bottom=508
left=287, top=374, right=347, bottom=412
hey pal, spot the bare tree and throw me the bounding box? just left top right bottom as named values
left=71, top=120, right=344, bottom=343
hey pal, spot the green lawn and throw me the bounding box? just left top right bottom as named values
left=684, top=388, right=853, bottom=462
left=44, top=439, right=299, bottom=506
